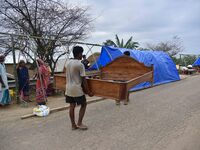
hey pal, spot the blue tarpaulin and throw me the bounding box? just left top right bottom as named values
left=90, top=46, right=180, bottom=91
left=192, top=57, right=200, bottom=67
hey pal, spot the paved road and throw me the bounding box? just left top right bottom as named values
left=1, top=75, right=200, bottom=150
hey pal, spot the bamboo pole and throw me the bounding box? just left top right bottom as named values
left=11, top=35, right=20, bottom=103
left=0, top=32, right=103, bottom=47
left=21, top=97, right=105, bottom=119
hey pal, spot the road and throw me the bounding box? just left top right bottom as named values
left=1, top=75, right=200, bottom=150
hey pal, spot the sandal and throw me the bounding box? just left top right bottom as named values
left=77, top=124, right=88, bottom=130
left=124, top=101, right=128, bottom=105
left=72, top=126, right=79, bottom=130
left=116, top=101, right=120, bottom=105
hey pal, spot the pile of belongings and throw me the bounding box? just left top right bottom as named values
left=33, top=105, right=50, bottom=117
left=181, top=65, right=196, bottom=74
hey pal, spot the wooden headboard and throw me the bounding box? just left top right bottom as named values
left=100, top=56, right=153, bottom=81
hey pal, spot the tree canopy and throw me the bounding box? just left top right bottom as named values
left=0, top=0, right=93, bottom=74
left=145, top=36, right=183, bottom=57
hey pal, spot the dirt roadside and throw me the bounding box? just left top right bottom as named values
left=0, top=74, right=191, bottom=123
left=0, top=94, right=103, bottom=123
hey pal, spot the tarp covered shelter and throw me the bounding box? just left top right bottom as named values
left=90, top=46, right=180, bottom=91
left=192, top=57, right=200, bottom=67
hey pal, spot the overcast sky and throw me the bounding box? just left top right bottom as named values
left=66, top=0, right=200, bottom=55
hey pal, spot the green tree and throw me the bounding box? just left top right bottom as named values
left=103, top=34, right=139, bottom=49
left=171, top=57, right=181, bottom=65
left=180, top=55, right=197, bottom=66
left=145, top=36, right=183, bottom=57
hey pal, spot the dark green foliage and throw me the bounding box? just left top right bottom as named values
left=103, top=34, right=139, bottom=49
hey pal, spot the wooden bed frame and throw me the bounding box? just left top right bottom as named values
left=54, top=56, right=154, bottom=102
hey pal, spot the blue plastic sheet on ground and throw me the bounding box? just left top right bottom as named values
left=90, top=46, right=180, bottom=91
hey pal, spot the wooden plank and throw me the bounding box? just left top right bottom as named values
left=54, top=71, right=101, bottom=91
left=87, top=79, right=125, bottom=100
left=101, top=56, right=153, bottom=80
left=21, top=114, right=36, bottom=119
left=54, top=74, right=66, bottom=90
left=127, top=71, right=154, bottom=89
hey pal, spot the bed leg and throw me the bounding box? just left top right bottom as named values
left=124, top=99, right=128, bottom=105
left=116, top=100, right=120, bottom=105
left=124, top=92, right=129, bottom=105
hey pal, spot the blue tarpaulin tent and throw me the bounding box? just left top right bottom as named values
left=90, top=46, right=180, bottom=91
left=192, top=57, right=200, bottom=67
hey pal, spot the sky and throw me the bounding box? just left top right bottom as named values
left=65, top=0, right=200, bottom=55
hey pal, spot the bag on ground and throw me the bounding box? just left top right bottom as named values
left=33, top=105, right=50, bottom=117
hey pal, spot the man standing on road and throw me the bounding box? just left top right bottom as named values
left=64, top=46, right=93, bottom=130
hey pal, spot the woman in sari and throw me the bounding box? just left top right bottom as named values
left=0, top=54, right=11, bottom=106
left=36, top=59, right=50, bottom=105
left=17, top=60, right=30, bottom=102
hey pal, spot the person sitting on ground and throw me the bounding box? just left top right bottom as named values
left=17, top=60, right=30, bottom=102
left=0, top=54, right=11, bottom=106
left=81, top=55, right=90, bottom=69
left=64, top=46, right=93, bottom=130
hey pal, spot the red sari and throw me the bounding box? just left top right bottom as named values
left=36, top=65, right=50, bottom=105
